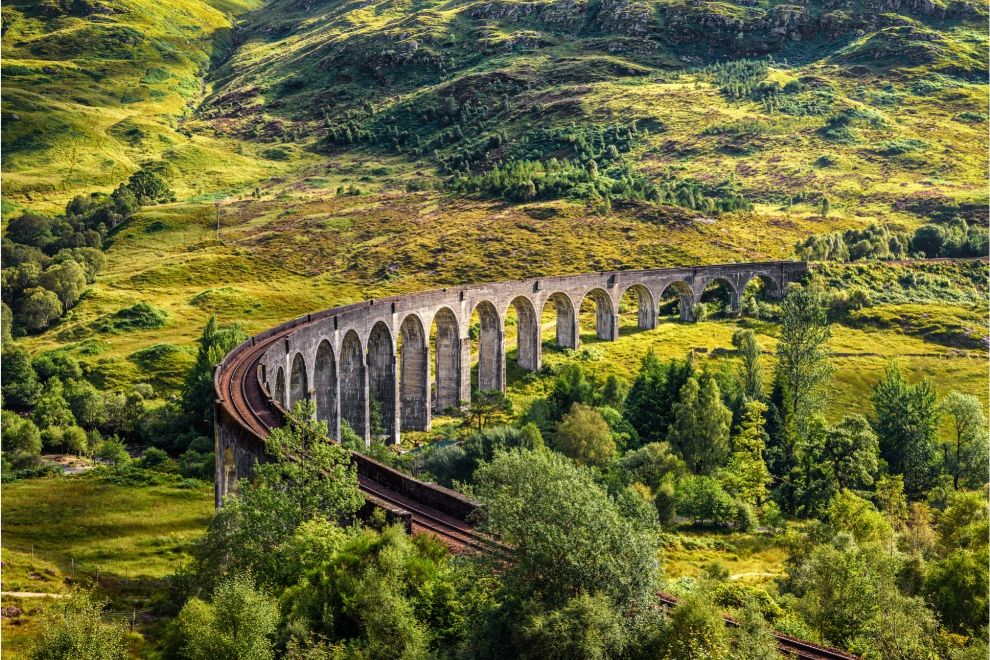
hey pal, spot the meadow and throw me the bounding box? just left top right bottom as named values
left=0, top=471, right=213, bottom=657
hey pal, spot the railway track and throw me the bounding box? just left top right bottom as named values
left=656, top=594, right=857, bottom=659
left=217, top=326, right=500, bottom=555
left=217, top=326, right=857, bottom=660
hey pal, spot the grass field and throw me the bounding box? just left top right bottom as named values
left=0, top=472, right=213, bottom=658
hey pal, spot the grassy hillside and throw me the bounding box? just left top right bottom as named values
left=0, top=0, right=298, bottom=213
left=3, top=0, right=987, bottom=391
left=193, top=0, right=988, bottom=229
left=0, top=471, right=213, bottom=657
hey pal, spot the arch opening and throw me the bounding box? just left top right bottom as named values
left=699, top=277, right=739, bottom=318
left=541, top=292, right=578, bottom=351
left=368, top=322, right=397, bottom=441
left=618, top=284, right=657, bottom=336
left=289, top=352, right=309, bottom=411
left=399, top=314, right=430, bottom=431
left=274, top=366, right=286, bottom=407
left=470, top=301, right=504, bottom=395
left=658, top=281, right=695, bottom=322
left=431, top=307, right=462, bottom=414
left=339, top=330, right=367, bottom=441
left=739, top=274, right=782, bottom=318
left=314, top=340, right=338, bottom=438
left=579, top=288, right=617, bottom=341
left=507, top=296, right=540, bottom=372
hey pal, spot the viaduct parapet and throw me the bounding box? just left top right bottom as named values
left=214, top=261, right=808, bottom=505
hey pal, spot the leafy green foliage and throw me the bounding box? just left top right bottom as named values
left=191, top=401, right=364, bottom=591
left=181, top=316, right=247, bottom=435
left=667, top=374, right=732, bottom=475
left=941, top=391, right=989, bottom=490
left=554, top=403, right=616, bottom=468
left=474, top=448, right=661, bottom=609
left=871, top=364, right=941, bottom=498
left=29, top=591, right=126, bottom=660
left=176, top=573, right=278, bottom=660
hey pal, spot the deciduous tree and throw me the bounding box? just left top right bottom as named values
left=941, top=391, right=988, bottom=489
left=871, top=365, right=941, bottom=498
left=668, top=375, right=731, bottom=474
left=554, top=403, right=616, bottom=468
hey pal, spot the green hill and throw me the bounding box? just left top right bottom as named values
left=2, top=0, right=988, bottom=378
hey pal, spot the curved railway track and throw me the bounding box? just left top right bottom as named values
left=217, top=322, right=499, bottom=555
left=217, top=322, right=857, bottom=660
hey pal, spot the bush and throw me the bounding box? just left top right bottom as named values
left=96, top=302, right=167, bottom=332
left=179, top=449, right=214, bottom=481
left=691, top=303, right=710, bottom=322
left=2, top=410, right=42, bottom=469
left=138, top=447, right=178, bottom=472
left=654, top=480, right=677, bottom=525
left=735, top=500, right=757, bottom=532
left=94, top=436, right=130, bottom=466
left=554, top=404, right=616, bottom=467
left=30, top=591, right=127, bottom=659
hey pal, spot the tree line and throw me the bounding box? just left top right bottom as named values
left=795, top=220, right=988, bottom=262
left=2, top=168, right=174, bottom=334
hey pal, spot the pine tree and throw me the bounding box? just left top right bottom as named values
left=720, top=400, right=771, bottom=506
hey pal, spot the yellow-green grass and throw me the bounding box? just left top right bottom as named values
left=1, top=474, right=212, bottom=583
left=1, top=473, right=213, bottom=657
left=18, top=189, right=988, bottom=419
left=15, top=187, right=831, bottom=390
left=0, top=0, right=289, bottom=213
left=662, top=529, right=792, bottom=589
left=594, top=67, right=988, bottom=226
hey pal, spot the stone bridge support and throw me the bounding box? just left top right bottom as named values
left=237, top=261, right=805, bottom=473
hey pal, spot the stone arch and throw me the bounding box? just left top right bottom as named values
left=339, top=329, right=367, bottom=441
left=289, top=352, right=308, bottom=411
left=274, top=366, right=286, bottom=407
left=399, top=314, right=430, bottom=431
left=699, top=276, right=739, bottom=315
left=658, top=281, right=695, bottom=321
left=508, top=295, right=540, bottom=371
left=580, top=287, right=617, bottom=341
left=431, top=307, right=462, bottom=413
left=471, top=300, right=504, bottom=394
left=619, top=283, right=657, bottom=335
left=367, top=321, right=397, bottom=441
left=542, top=291, right=578, bottom=350
left=742, top=273, right=783, bottom=299
left=314, top=340, right=338, bottom=437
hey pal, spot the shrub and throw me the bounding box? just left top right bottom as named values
left=2, top=410, right=42, bottom=469
left=554, top=404, right=616, bottom=467
left=138, top=447, right=178, bottom=472
left=96, top=302, right=167, bottom=332
left=29, top=590, right=126, bottom=659
left=735, top=500, right=757, bottom=532
left=94, top=436, right=130, bottom=466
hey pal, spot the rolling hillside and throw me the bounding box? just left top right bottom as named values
left=2, top=0, right=987, bottom=387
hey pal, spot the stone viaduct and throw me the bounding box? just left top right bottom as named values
left=215, top=261, right=807, bottom=503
